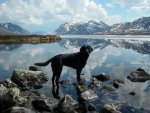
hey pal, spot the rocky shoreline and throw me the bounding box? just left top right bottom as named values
left=0, top=67, right=149, bottom=113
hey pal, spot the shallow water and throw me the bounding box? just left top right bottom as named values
left=0, top=35, right=150, bottom=113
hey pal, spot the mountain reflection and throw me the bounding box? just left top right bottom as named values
left=59, top=38, right=150, bottom=54
left=0, top=44, right=22, bottom=51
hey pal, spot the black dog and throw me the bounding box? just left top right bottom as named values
left=34, top=46, right=93, bottom=86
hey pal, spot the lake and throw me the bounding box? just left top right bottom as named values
left=0, top=35, right=150, bottom=113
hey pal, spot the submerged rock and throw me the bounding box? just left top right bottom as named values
left=113, top=79, right=125, bottom=84
left=127, top=68, right=150, bottom=82
left=29, top=65, right=41, bottom=71
left=59, top=95, right=79, bottom=113
left=129, top=91, right=136, bottom=96
left=92, top=73, right=109, bottom=82
left=100, top=104, right=121, bottom=113
left=11, top=69, right=48, bottom=88
left=88, top=103, right=97, bottom=111
left=101, top=85, right=115, bottom=92
left=89, top=78, right=102, bottom=89
left=59, top=80, right=70, bottom=85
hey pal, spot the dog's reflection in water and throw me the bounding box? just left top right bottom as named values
left=52, top=85, right=60, bottom=99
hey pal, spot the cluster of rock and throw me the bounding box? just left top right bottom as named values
left=0, top=67, right=149, bottom=113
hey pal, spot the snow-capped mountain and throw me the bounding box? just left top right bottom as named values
left=0, top=23, right=30, bottom=35
left=55, top=20, right=109, bottom=35
left=105, top=17, right=150, bottom=35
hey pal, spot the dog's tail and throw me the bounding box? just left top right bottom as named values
left=34, top=58, right=52, bottom=66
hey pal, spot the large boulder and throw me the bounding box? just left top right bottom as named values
left=127, top=68, right=150, bottom=82
left=11, top=69, right=48, bottom=88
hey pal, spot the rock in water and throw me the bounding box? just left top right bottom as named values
left=129, top=91, right=136, bottom=96
left=101, top=85, right=115, bottom=92
left=32, top=97, right=59, bottom=112
left=80, top=90, right=98, bottom=100
left=11, top=69, right=48, bottom=88
left=0, top=79, right=17, bottom=88
left=88, top=103, right=96, bottom=111
left=59, top=95, right=79, bottom=113
left=100, top=104, right=121, bottom=113
left=29, top=65, right=41, bottom=71
left=127, top=68, right=150, bottom=82
left=0, top=85, right=20, bottom=110
left=2, top=107, right=35, bottom=113
left=93, top=73, right=109, bottom=81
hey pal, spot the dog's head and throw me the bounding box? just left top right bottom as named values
left=80, top=46, right=93, bottom=55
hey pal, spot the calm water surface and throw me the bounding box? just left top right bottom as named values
left=0, top=35, right=150, bottom=113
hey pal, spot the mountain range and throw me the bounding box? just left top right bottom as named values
left=55, top=20, right=109, bottom=35
left=0, top=16, right=150, bottom=35
left=55, top=17, right=150, bottom=35
left=0, top=23, right=30, bottom=35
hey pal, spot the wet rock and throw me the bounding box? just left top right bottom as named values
left=80, top=90, right=98, bottom=100
left=32, top=97, right=59, bottom=112
left=29, top=65, right=41, bottom=71
left=129, top=91, right=136, bottom=96
left=0, top=79, right=17, bottom=88
left=127, top=68, right=150, bottom=82
left=100, top=104, right=121, bottom=113
left=0, top=86, right=21, bottom=110
left=112, top=81, right=120, bottom=89
left=101, top=85, right=115, bottom=92
left=89, top=78, right=102, bottom=89
left=75, top=83, right=88, bottom=93
left=88, top=103, right=96, bottom=111
left=59, top=80, right=70, bottom=85
left=59, top=95, right=79, bottom=113
left=2, top=106, right=35, bottom=113
left=114, top=79, right=125, bottom=84
left=11, top=69, right=48, bottom=88
left=93, top=73, right=109, bottom=82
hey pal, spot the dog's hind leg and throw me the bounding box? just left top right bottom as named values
left=51, top=62, right=62, bottom=86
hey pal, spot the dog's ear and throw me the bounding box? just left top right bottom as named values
left=87, top=46, right=93, bottom=53
left=80, top=46, right=86, bottom=52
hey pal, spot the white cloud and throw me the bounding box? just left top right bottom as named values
left=0, top=0, right=122, bottom=25
left=112, top=0, right=142, bottom=7
left=131, top=0, right=150, bottom=15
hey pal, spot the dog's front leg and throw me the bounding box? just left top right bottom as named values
left=76, top=69, right=82, bottom=83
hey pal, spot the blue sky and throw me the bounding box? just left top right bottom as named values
left=0, top=0, right=149, bottom=32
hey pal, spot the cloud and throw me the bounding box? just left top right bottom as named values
left=131, top=0, right=150, bottom=15
left=112, top=0, right=142, bottom=7
left=0, top=0, right=122, bottom=25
